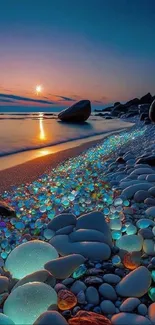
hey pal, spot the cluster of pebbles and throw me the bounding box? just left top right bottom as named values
left=0, top=120, right=155, bottom=324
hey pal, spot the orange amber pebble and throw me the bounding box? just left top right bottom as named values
left=58, top=290, right=77, bottom=310
left=123, top=252, right=141, bottom=270
left=68, top=311, right=112, bottom=325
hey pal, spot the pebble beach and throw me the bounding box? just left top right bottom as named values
left=0, top=115, right=155, bottom=325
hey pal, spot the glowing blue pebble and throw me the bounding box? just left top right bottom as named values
left=3, top=282, right=57, bottom=325
left=5, top=240, right=58, bottom=279
left=43, top=229, right=55, bottom=240
left=112, top=231, right=122, bottom=240
left=0, top=313, right=15, bottom=325
left=126, top=224, right=137, bottom=235
left=112, top=255, right=121, bottom=265
left=73, top=264, right=87, bottom=279
left=136, top=219, right=153, bottom=229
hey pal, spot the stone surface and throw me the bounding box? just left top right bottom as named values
left=33, top=311, right=68, bottom=325
left=56, top=226, right=74, bottom=235
left=76, top=211, right=112, bottom=242
left=103, top=274, right=121, bottom=284
left=99, top=283, right=117, bottom=300
left=50, top=234, right=111, bottom=261
left=0, top=313, right=15, bottom=325
left=116, top=235, right=143, bottom=252
left=119, top=298, right=140, bottom=312
left=145, top=207, right=155, bottom=218
left=85, top=287, right=99, bottom=305
left=70, top=281, right=87, bottom=295
left=148, top=303, right=155, bottom=324
left=58, top=100, right=91, bottom=123
left=122, top=183, right=152, bottom=199
left=4, top=282, right=57, bottom=325
left=5, top=240, right=58, bottom=279
left=12, top=270, right=55, bottom=291
left=48, top=213, right=76, bottom=231
left=100, top=300, right=116, bottom=315
left=143, top=239, right=155, bottom=256
left=0, top=276, right=9, bottom=294
left=138, top=304, right=148, bottom=316
left=58, top=290, right=77, bottom=310
left=69, top=229, right=112, bottom=246
left=116, top=266, right=152, bottom=297
left=134, top=190, right=149, bottom=202
left=111, top=313, right=152, bottom=325
left=44, top=254, right=86, bottom=279
left=68, top=311, right=112, bottom=325
left=144, top=198, right=155, bottom=206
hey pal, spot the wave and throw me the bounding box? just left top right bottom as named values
left=0, top=129, right=115, bottom=158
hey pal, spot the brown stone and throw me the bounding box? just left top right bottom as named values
left=68, top=311, right=112, bottom=325
left=58, top=290, right=77, bottom=310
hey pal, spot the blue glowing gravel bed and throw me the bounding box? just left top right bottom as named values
left=0, top=127, right=145, bottom=258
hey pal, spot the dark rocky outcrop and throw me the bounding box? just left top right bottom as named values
left=139, top=92, right=153, bottom=104
left=58, top=100, right=91, bottom=123
left=149, top=99, right=155, bottom=122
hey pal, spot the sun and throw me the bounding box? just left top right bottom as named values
left=36, top=85, right=42, bottom=94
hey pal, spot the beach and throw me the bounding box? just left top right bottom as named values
left=1, top=114, right=155, bottom=325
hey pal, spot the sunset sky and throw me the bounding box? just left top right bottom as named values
left=0, top=0, right=155, bottom=109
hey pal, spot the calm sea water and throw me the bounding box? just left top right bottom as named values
left=0, top=109, right=129, bottom=157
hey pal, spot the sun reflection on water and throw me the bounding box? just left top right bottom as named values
left=39, top=113, right=46, bottom=141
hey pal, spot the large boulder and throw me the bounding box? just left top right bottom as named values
left=149, top=99, right=155, bottom=122
left=139, top=92, right=153, bottom=104
left=125, top=98, right=140, bottom=107
left=58, top=100, right=91, bottom=123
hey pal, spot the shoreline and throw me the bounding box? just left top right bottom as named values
left=0, top=127, right=133, bottom=194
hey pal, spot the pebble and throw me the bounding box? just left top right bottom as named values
left=119, top=298, right=140, bottom=312
left=44, top=254, right=86, bottom=279
left=103, top=274, right=121, bottom=284
left=85, top=286, right=100, bottom=305
left=116, top=235, right=143, bottom=252
left=34, top=311, right=68, bottom=325
left=148, top=303, right=155, bottom=324
left=70, top=280, right=87, bottom=295
left=138, top=304, right=148, bottom=316
left=144, top=198, right=155, bottom=206
left=116, top=266, right=152, bottom=297
left=143, top=239, right=155, bottom=256
left=100, top=300, right=116, bottom=315
left=148, top=187, right=155, bottom=196
left=99, top=283, right=117, bottom=301
left=145, top=207, right=155, bottom=218
left=0, top=276, right=9, bottom=294
left=111, top=312, right=152, bottom=325
left=134, top=190, right=150, bottom=202
left=138, top=229, right=153, bottom=239
left=77, top=290, right=86, bottom=304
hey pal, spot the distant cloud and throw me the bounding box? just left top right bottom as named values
left=0, top=98, right=14, bottom=103
left=48, top=94, right=76, bottom=102
left=0, top=93, right=54, bottom=105
left=94, top=100, right=103, bottom=103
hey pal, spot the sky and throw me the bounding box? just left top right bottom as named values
left=0, top=0, right=155, bottom=109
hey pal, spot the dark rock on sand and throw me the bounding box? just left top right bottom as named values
left=58, top=100, right=91, bottom=123
left=33, top=311, right=68, bottom=325
left=149, top=99, right=155, bottom=123
left=0, top=200, right=16, bottom=217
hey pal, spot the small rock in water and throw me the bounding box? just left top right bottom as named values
left=138, top=304, right=148, bottom=316
left=73, top=264, right=87, bottom=279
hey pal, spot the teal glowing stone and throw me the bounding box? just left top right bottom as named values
left=73, top=264, right=87, bottom=279
left=152, top=270, right=155, bottom=282
left=116, top=235, right=143, bottom=252
left=4, top=282, right=57, bottom=325
left=126, top=224, right=137, bottom=235
left=148, top=287, right=155, bottom=302
left=112, top=231, right=122, bottom=240
left=0, top=313, right=15, bottom=325
left=137, top=219, right=152, bottom=229
left=5, top=240, right=58, bottom=279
